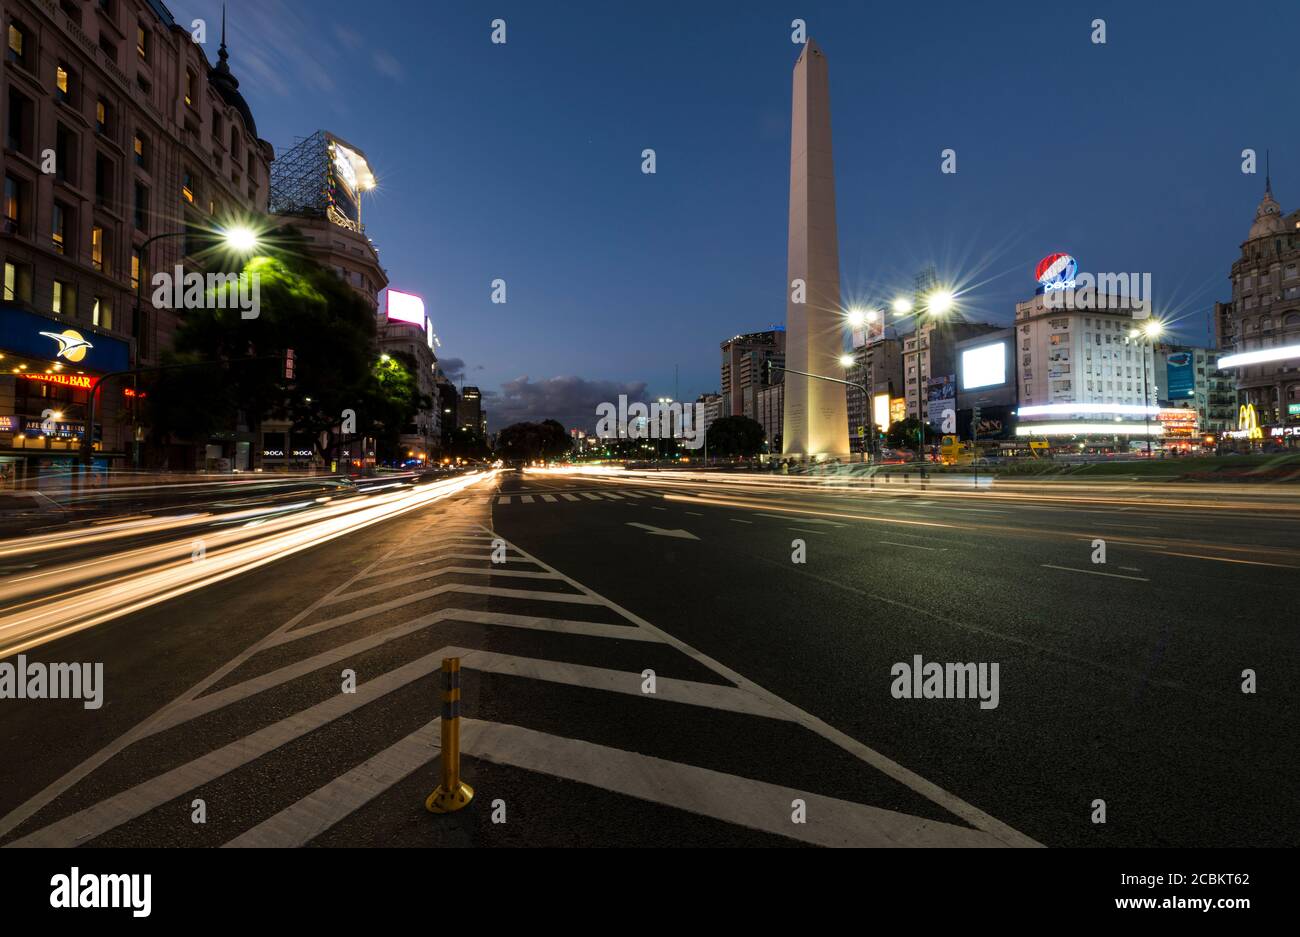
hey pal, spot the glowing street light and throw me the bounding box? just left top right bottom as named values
left=839, top=354, right=855, bottom=368
left=891, top=297, right=913, bottom=316
left=927, top=290, right=955, bottom=315
left=1143, top=318, right=1165, bottom=339
left=221, top=225, right=259, bottom=253
left=846, top=308, right=868, bottom=328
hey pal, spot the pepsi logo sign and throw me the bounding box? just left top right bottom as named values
left=1035, top=253, right=1078, bottom=292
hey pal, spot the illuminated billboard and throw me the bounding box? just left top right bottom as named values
left=385, top=289, right=426, bottom=327
left=872, top=393, right=891, bottom=430
left=960, top=342, right=1007, bottom=391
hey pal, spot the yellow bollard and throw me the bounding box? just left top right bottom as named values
left=426, top=657, right=474, bottom=813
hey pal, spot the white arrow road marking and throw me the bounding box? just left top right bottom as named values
left=627, top=522, right=699, bottom=540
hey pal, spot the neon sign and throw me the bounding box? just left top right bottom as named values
left=23, top=373, right=92, bottom=389
left=1035, top=253, right=1078, bottom=292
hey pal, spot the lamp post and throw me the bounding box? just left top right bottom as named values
left=1128, top=319, right=1165, bottom=458
left=81, top=225, right=261, bottom=475
left=892, top=289, right=956, bottom=464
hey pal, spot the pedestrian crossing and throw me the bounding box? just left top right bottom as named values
left=496, top=489, right=661, bottom=506
left=0, top=494, right=1038, bottom=849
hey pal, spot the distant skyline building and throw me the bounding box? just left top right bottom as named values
left=719, top=329, right=784, bottom=419
left=781, top=39, right=848, bottom=458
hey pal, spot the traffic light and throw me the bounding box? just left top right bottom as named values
left=284, top=348, right=296, bottom=380
left=971, top=405, right=982, bottom=438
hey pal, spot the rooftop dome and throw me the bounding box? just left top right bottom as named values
left=207, top=15, right=257, bottom=139
left=1248, top=178, right=1285, bottom=240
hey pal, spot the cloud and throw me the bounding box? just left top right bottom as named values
left=488, top=376, right=650, bottom=433
left=372, top=51, right=404, bottom=81
left=438, top=357, right=466, bottom=383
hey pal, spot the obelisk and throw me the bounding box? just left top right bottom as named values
left=782, top=39, right=849, bottom=458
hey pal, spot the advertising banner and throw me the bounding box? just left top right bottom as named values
left=0, top=305, right=130, bottom=373
left=1166, top=352, right=1195, bottom=400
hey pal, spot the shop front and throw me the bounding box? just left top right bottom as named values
left=0, top=304, right=133, bottom=485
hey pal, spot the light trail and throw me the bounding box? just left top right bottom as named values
left=0, top=471, right=497, bottom=658
left=529, top=466, right=1300, bottom=516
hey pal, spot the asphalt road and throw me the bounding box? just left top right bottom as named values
left=0, top=469, right=1295, bottom=847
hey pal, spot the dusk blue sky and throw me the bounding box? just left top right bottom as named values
left=166, top=0, right=1300, bottom=429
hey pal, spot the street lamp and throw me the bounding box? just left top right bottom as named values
left=1127, top=320, right=1165, bottom=457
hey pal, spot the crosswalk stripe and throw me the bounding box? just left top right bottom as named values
left=622, top=492, right=645, bottom=498
left=580, top=493, right=602, bottom=501
left=358, top=553, right=534, bottom=579
left=457, top=649, right=789, bottom=721
left=458, top=720, right=1004, bottom=848
left=323, top=567, right=566, bottom=605
left=497, top=496, right=512, bottom=505
left=601, top=492, right=624, bottom=500
left=540, top=494, right=557, bottom=503
left=560, top=494, right=580, bottom=502
left=148, top=613, right=660, bottom=738
left=224, top=720, right=442, bottom=848
left=520, top=495, right=535, bottom=504
left=267, top=583, right=605, bottom=648
left=8, top=649, right=457, bottom=848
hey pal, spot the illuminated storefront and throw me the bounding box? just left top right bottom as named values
left=0, top=304, right=133, bottom=484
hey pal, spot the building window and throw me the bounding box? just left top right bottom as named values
left=52, top=279, right=74, bottom=315
left=7, top=20, right=28, bottom=69
left=94, top=153, right=114, bottom=206
left=131, top=248, right=142, bottom=291
left=133, top=132, right=146, bottom=168
left=185, top=70, right=196, bottom=108
left=181, top=169, right=195, bottom=203
left=52, top=202, right=67, bottom=253
left=4, top=261, right=32, bottom=303
left=54, top=124, right=76, bottom=182
left=92, top=297, right=112, bottom=329
left=91, top=225, right=105, bottom=271
left=7, top=87, right=34, bottom=155
left=97, top=32, right=117, bottom=65
left=137, top=24, right=148, bottom=61
left=55, top=63, right=72, bottom=102
left=3, top=173, right=27, bottom=233
left=96, top=99, right=109, bottom=134
left=133, top=182, right=148, bottom=231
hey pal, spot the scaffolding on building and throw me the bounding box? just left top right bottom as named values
left=269, top=130, right=375, bottom=233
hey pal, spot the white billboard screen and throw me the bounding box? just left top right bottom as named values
left=961, top=342, right=1007, bottom=390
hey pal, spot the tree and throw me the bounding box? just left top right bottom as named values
left=886, top=417, right=938, bottom=450
left=144, top=227, right=423, bottom=463
left=496, top=420, right=573, bottom=462
left=706, top=415, right=764, bottom=457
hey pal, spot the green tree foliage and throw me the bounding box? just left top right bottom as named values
left=885, top=417, right=937, bottom=450
left=145, top=228, right=424, bottom=458
left=705, top=415, right=764, bottom=457
left=496, top=419, right=573, bottom=462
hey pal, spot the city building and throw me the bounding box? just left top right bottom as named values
left=376, top=288, right=439, bottom=464
left=1012, top=291, right=1159, bottom=443
left=902, top=318, right=1003, bottom=423
left=1215, top=175, right=1300, bottom=442
left=755, top=382, right=783, bottom=452
left=268, top=129, right=384, bottom=471
left=954, top=328, right=1017, bottom=442
left=696, top=391, right=722, bottom=439
left=1154, top=343, right=1236, bottom=441
left=844, top=334, right=903, bottom=454
left=719, top=328, right=783, bottom=419
left=3, top=0, right=272, bottom=479
left=458, top=385, right=482, bottom=434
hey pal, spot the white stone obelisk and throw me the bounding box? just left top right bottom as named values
left=782, top=39, right=849, bottom=458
